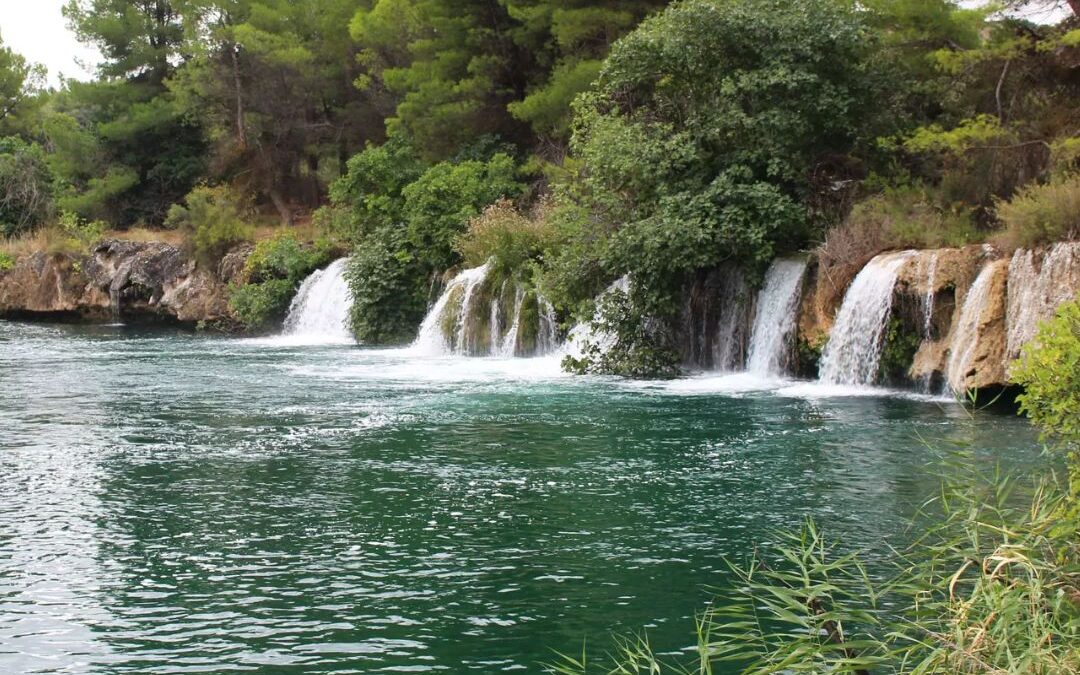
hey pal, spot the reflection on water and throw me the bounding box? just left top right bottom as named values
left=0, top=320, right=1039, bottom=673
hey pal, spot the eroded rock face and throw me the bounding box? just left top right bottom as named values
left=0, top=240, right=247, bottom=327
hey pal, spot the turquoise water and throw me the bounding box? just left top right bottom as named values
left=0, top=320, right=1039, bottom=673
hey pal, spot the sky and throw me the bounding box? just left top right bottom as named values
left=0, top=0, right=101, bottom=87
left=0, top=1, right=1071, bottom=89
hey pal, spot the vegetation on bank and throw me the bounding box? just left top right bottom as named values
left=549, top=297, right=1080, bottom=674
left=0, top=0, right=1078, bottom=351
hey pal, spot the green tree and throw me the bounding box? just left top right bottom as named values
left=173, top=0, right=382, bottom=224
left=556, top=0, right=877, bottom=316
left=0, top=32, right=46, bottom=136
left=55, top=0, right=206, bottom=226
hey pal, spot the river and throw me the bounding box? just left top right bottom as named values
left=0, top=320, right=1040, bottom=673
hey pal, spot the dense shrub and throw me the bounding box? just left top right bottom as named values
left=331, top=146, right=526, bottom=345
left=0, top=137, right=54, bottom=238
left=0, top=250, right=14, bottom=271
left=1013, top=296, right=1080, bottom=446
left=547, top=0, right=878, bottom=345
left=228, top=234, right=336, bottom=331
left=402, top=153, right=524, bottom=272
left=228, top=279, right=296, bottom=331
left=165, top=186, right=254, bottom=268
left=456, top=198, right=556, bottom=275
left=325, top=138, right=424, bottom=243
left=561, top=289, right=681, bottom=378
left=346, top=226, right=429, bottom=345
left=995, top=174, right=1080, bottom=250
left=243, top=234, right=333, bottom=285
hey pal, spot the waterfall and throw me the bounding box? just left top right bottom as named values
left=414, top=262, right=491, bottom=354
left=919, top=252, right=939, bottom=392
left=413, top=261, right=558, bottom=357
left=945, top=261, right=1002, bottom=392
left=1006, top=242, right=1080, bottom=362
left=681, top=266, right=753, bottom=370
left=922, top=252, right=938, bottom=342
left=819, top=251, right=914, bottom=385
left=496, top=286, right=525, bottom=357
left=282, top=257, right=354, bottom=342
left=746, top=258, right=807, bottom=376
left=563, top=275, right=630, bottom=360
left=712, top=267, right=753, bottom=371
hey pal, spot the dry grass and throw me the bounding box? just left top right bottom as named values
left=0, top=228, right=85, bottom=258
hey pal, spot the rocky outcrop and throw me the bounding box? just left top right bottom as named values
left=0, top=240, right=248, bottom=327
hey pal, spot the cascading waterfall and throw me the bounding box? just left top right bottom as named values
left=1005, top=241, right=1080, bottom=362
left=414, top=262, right=491, bottom=355
left=563, top=275, right=630, bottom=360
left=712, top=267, right=753, bottom=371
left=282, top=257, right=354, bottom=342
left=746, top=258, right=807, bottom=376
left=946, top=261, right=1002, bottom=392
left=819, top=251, right=914, bottom=385
left=413, top=261, right=558, bottom=357
left=919, top=252, right=939, bottom=392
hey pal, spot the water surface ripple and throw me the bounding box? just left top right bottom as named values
left=0, top=321, right=1038, bottom=673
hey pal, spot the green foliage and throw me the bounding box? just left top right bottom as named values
left=402, top=153, right=524, bottom=271
left=455, top=198, right=555, bottom=274
left=0, top=137, right=54, bottom=238
left=229, top=233, right=336, bottom=330
left=556, top=0, right=877, bottom=324
left=346, top=225, right=429, bottom=344
left=995, top=174, right=1080, bottom=250
left=0, top=250, right=14, bottom=272
left=325, top=138, right=425, bottom=242
left=562, top=288, right=681, bottom=378
left=0, top=32, right=46, bottom=136
left=243, top=234, right=332, bottom=285
left=227, top=232, right=337, bottom=331
left=879, top=317, right=922, bottom=384
left=166, top=186, right=254, bottom=267
left=1013, top=297, right=1080, bottom=446
left=57, top=211, right=106, bottom=249
left=508, top=59, right=602, bottom=139
left=228, top=278, right=295, bottom=331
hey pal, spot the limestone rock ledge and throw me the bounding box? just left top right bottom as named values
left=800, top=241, right=1080, bottom=392
left=0, top=240, right=248, bottom=327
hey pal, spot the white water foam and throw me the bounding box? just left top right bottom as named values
left=746, top=258, right=807, bottom=376
left=280, top=258, right=354, bottom=344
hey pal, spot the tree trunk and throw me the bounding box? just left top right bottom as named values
left=1068, top=0, right=1080, bottom=18
left=269, top=188, right=293, bottom=227
left=231, top=45, right=246, bottom=148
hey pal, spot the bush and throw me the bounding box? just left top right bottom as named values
left=0, top=250, right=14, bottom=272
left=402, top=153, right=524, bottom=271
left=243, top=233, right=332, bottom=285
left=551, top=0, right=878, bottom=334
left=228, top=279, right=296, bottom=331
left=1013, top=296, right=1080, bottom=446
left=165, top=186, right=254, bottom=268
left=326, top=137, right=424, bottom=242
left=346, top=226, right=430, bottom=344
left=227, top=234, right=336, bottom=331
left=561, top=288, right=681, bottom=378
left=995, top=174, right=1080, bottom=250
left=456, top=198, right=557, bottom=275
left=0, top=137, right=54, bottom=238
left=57, top=211, right=106, bottom=248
